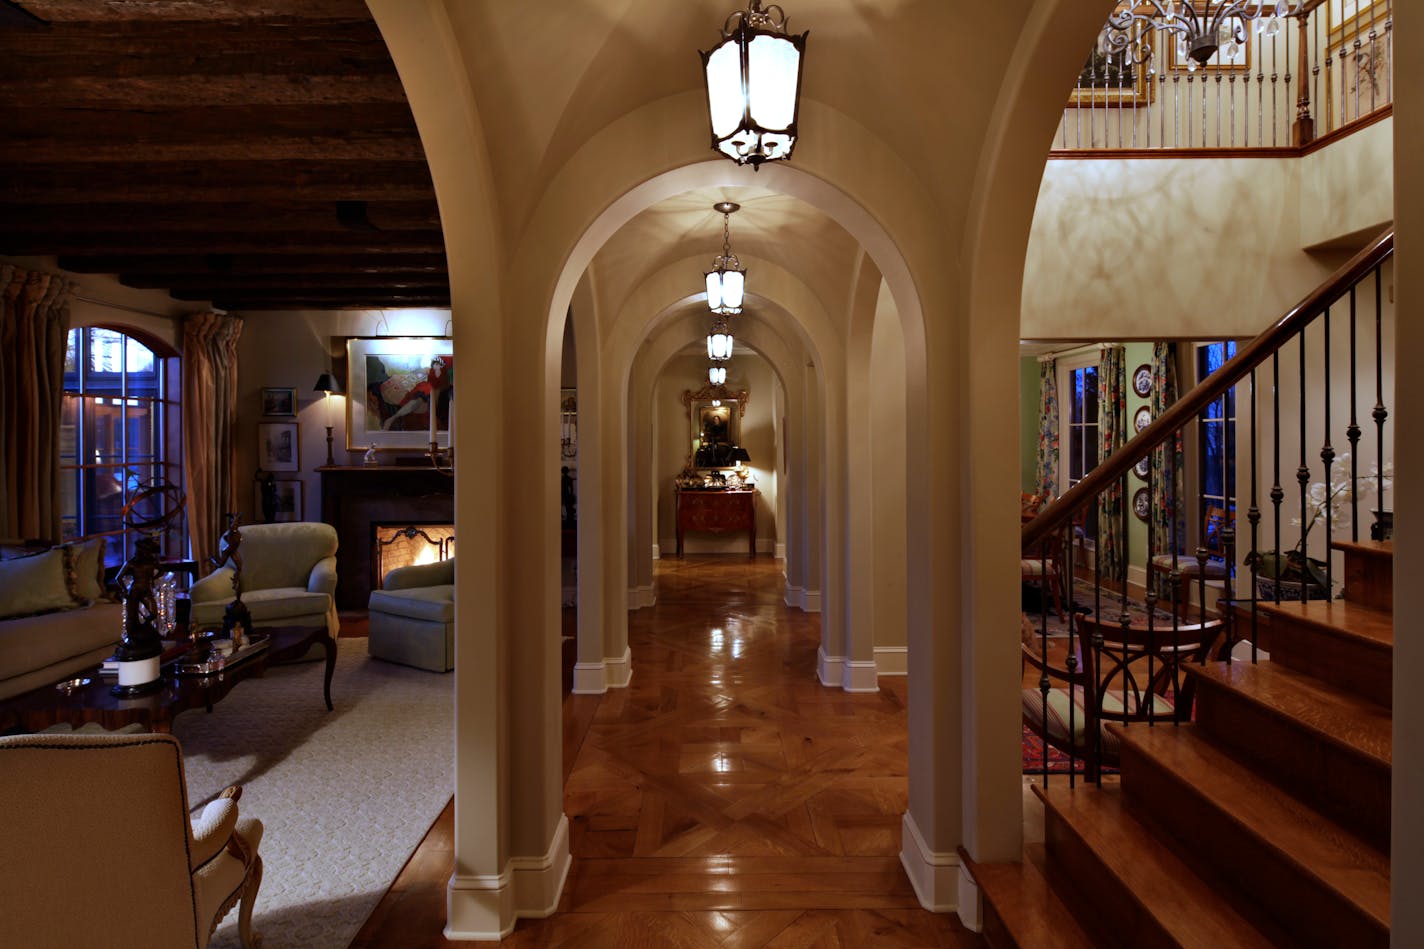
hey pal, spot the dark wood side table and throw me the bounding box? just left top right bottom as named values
left=0, top=624, right=336, bottom=735
left=675, top=487, right=756, bottom=557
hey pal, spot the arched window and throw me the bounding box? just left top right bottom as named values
left=61, top=326, right=184, bottom=567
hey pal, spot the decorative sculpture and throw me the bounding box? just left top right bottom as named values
left=111, top=534, right=165, bottom=695
left=213, top=513, right=252, bottom=640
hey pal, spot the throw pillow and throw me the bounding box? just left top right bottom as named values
left=0, top=548, right=79, bottom=620
left=62, top=536, right=108, bottom=603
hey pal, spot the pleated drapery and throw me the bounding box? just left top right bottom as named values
left=0, top=264, right=74, bottom=540
left=1033, top=357, right=1060, bottom=500
left=182, top=312, right=243, bottom=567
left=1096, top=345, right=1127, bottom=583
left=1149, top=342, right=1185, bottom=569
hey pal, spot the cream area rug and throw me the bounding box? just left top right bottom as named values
left=172, top=646, right=452, bottom=948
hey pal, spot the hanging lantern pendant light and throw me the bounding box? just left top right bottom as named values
left=709, top=365, right=727, bottom=386
left=700, top=1, right=808, bottom=168
left=705, top=201, right=747, bottom=316
left=707, top=317, right=734, bottom=362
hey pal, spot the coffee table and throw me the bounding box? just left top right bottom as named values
left=0, top=624, right=336, bottom=735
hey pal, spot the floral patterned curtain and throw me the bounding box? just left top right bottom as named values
left=1149, top=342, right=1185, bottom=562
left=1096, top=345, right=1127, bottom=582
left=1033, top=357, right=1059, bottom=499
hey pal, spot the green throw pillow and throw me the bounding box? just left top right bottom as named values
left=0, top=548, right=78, bottom=619
left=62, top=536, right=107, bottom=603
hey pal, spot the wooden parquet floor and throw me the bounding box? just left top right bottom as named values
left=351, top=555, right=980, bottom=948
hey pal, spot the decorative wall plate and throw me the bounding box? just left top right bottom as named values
left=1133, top=456, right=1150, bottom=479
left=1133, top=405, right=1152, bottom=433
left=1132, top=363, right=1153, bottom=397
left=1133, top=487, right=1150, bottom=521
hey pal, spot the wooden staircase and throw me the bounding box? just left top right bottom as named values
left=972, top=540, right=1394, bottom=948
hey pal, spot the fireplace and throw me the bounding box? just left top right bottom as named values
left=318, top=465, right=454, bottom=610
left=374, top=524, right=455, bottom=589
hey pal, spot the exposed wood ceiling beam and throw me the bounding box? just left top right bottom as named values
left=59, top=253, right=448, bottom=275
left=210, top=294, right=452, bottom=311
left=18, top=1, right=369, bottom=21
left=1, top=201, right=441, bottom=231
left=119, top=273, right=450, bottom=291
left=2, top=74, right=408, bottom=107
left=0, top=161, right=435, bottom=203
left=2, top=231, right=447, bottom=256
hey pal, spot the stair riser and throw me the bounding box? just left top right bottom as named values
left=1342, top=551, right=1392, bottom=612
left=1193, top=678, right=1391, bottom=851
left=1255, top=617, right=1392, bottom=706
left=1042, top=807, right=1182, bottom=949
left=1120, top=740, right=1389, bottom=949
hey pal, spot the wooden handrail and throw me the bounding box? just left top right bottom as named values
left=1023, top=227, right=1393, bottom=549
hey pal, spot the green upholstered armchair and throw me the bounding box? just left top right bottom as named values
left=367, top=557, right=454, bottom=672
left=190, top=521, right=339, bottom=640
left=0, top=732, right=264, bottom=948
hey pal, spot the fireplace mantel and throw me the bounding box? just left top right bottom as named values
left=318, top=465, right=453, bottom=610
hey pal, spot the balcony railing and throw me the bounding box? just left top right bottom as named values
left=1056, top=0, right=1392, bottom=152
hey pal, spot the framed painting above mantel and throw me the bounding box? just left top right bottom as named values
left=345, top=337, right=453, bottom=453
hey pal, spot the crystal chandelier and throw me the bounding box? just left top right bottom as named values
left=705, top=202, right=746, bottom=316
left=709, top=365, right=727, bottom=386
left=707, top=317, right=734, bottom=362
left=700, top=1, right=808, bottom=168
left=1100, top=0, right=1301, bottom=71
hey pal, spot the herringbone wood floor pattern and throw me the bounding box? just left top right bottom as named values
left=352, top=556, right=980, bottom=947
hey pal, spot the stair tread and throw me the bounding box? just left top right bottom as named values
left=965, top=844, right=1096, bottom=949
left=1113, top=723, right=1390, bottom=927
left=1186, top=661, right=1392, bottom=766
left=1253, top=598, right=1393, bottom=647
left=1331, top=539, right=1393, bottom=557
left=1038, top=784, right=1277, bottom=949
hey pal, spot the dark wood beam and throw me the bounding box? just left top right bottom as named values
left=0, top=132, right=425, bottom=163
left=0, top=103, right=417, bottom=139
left=1, top=230, right=446, bottom=256
left=59, top=253, right=448, bottom=275
left=2, top=201, right=441, bottom=231
left=0, top=20, right=394, bottom=80
left=19, top=1, right=369, bottom=21
left=0, top=161, right=434, bottom=203
left=214, top=294, right=452, bottom=311
left=122, top=273, right=449, bottom=292
left=0, top=74, right=408, bottom=107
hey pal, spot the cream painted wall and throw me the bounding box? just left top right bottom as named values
left=654, top=352, right=779, bottom=554
left=870, top=294, right=908, bottom=652
left=1024, top=157, right=1335, bottom=338
left=232, top=308, right=451, bottom=523
left=1300, top=118, right=1394, bottom=250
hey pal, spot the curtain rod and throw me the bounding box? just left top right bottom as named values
left=71, top=292, right=204, bottom=322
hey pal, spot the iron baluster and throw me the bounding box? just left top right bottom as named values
left=1064, top=524, right=1077, bottom=787
left=1145, top=454, right=1157, bottom=725
left=1322, top=307, right=1334, bottom=595
left=1248, top=367, right=1260, bottom=663
left=1374, top=266, right=1388, bottom=527
left=1298, top=331, right=1311, bottom=600
left=1039, top=529, right=1050, bottom=787
left=1120, top=469, right=1131, bottom=734
left=1348, top=286, right=1361, bottom=541
left=1271, top=351, right=1283, bottom=605
left=1092, top=503, right=1104, bottom=786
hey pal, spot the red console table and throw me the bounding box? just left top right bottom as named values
left=675, top=488, right=756, bottom=557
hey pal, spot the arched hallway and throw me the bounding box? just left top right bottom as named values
left=353, top=555, right=978, bottom=947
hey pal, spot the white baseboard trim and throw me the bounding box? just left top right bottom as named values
left=785, top=584, right=803, bottom=609
left=958, top=863, right=983, bottom=932
left=444, top=816, right=572, bottom=939
left=606, top=646, right=632, bottom=688
left=626, top=585, right=656, bottom=609
left=445, top=867, right=515, bottom=940
left=802, top=589, right=821, bottom=613
left=899, top=811, right=961, bottom=914
left=571, top=661, right=607, bottom=695
left=511, top=814, right=571, bottom=919
left=842, top=659, right=880, bottom=692
left=817, top=645, right=844, bottom=688
left=875, top=646, right=908, bottom=676
left=652, top=543, right=661, bottom=560
left=774, top=542, right=786, bottom=560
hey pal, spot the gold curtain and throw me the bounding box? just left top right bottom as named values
left=182, top=312, right=243, bottom=567
left=0, top=264, right=74, bottom=540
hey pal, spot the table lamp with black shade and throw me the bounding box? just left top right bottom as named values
left=313, top=372, right=343, bottom=465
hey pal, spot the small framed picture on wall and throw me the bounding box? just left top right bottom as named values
left=261, top=386, right=297, bottom=417
left=258, top=421, right=300, bottom=472
left=254, top=477, right=304, bottom=523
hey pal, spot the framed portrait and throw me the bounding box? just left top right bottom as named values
left=346, top=337, right=453, bottom=452
left=257, top=421, right=300, bottom=472
left=255, top=478, right=303, bottom=523
left=682, top=384, right=748, bottom=470
left=1070, top=36, right=1156, bottom=108
left=261, top=386, right=296, bottom=417
left=1326, top=0, right=1390, bottom=127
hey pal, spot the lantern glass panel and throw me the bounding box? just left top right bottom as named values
left=747, top=34, right=800, bottom=130
left=720, top=270, right=745, bottom=311
left=706, top=271, right=724, bottom=311
left=704, top=40, right=746, bottom=137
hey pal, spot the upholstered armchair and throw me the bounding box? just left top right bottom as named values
left=190, top=521, right=339, bottom=640
left=367, top=557, right=454, bottom=672
left=0, top=732, right=263, bottom=949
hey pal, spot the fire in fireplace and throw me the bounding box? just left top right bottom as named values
left=374, top=525, right=455, bottom=589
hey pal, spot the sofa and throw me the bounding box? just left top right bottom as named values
left=0, top=537, right=124, bottom=701
left=189, top=522, right=340, bottom=641
left=367, top=557, right=454, bottom=672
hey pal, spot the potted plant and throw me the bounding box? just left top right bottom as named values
left=1253, top=452, right=1352, bottom=602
